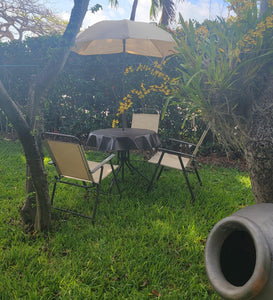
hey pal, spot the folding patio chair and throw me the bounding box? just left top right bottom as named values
left=131, top=109, right=160, bottom=133
left=43, top=132, right=121, bottom=223
left=121, top=109, right=161, bottom=177
left=147, top=126, right=210, bottom=201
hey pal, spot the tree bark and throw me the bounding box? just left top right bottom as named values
left=245, top=140, right=273, bottom=203
left=159, top=0, right=175, bottom=26
left=0, top=0, right=90, bottom=231
left=259, top=0, right=269, bottom=18
left=244, top=77, right=273, bottom=203
left=130, top=0, right=138, bottom=20
left=0, top=81, right=51, bottom=230
left=22, top=76, right=42, bottom=226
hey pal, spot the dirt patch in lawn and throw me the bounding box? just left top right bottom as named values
left=198, top=153, right=247, bottom=172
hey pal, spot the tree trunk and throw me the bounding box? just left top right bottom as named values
left=130, top=0, right=138, bottom=20
left=244, top=141, right=273, bottom=203
left=21, top=77, right=43, bottom=226
left=244, top=76, right=273, bottom=203
left=259, top=0, right=269, bottom=18
left=0, top=0, right=90, bottom=231
left=0, top=81, right=51, bottom=230
left=20, top=164, right=37, bottom=224
left=21, top=114, right=49, bottom=230
left=159, top=0, right=175, bottom=26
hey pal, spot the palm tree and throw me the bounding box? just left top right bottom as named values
left=109, top=0, right=183, bottom=25
left=150, top=0, right=184, bottom=26
left=108, top=0, right=138, bottom=20
left=108, top=0, right=119, bottom=7
left=130, top=0, right=138, bottom=20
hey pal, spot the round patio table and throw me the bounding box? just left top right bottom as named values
left=87, top=128, right=161, bottom=180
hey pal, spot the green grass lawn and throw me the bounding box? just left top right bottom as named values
left=0, top=138, right=254, bottom=299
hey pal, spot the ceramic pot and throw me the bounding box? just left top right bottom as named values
left=205, top=203, right=273, bottom=300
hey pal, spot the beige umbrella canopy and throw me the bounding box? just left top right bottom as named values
left=72, top=19, right=177, bottom=128
left=72, top=19, right=177, bottom=58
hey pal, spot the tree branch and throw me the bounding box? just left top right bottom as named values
left=33, top=0, right=89, bottom=96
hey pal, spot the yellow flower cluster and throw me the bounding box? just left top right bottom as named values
left=195, top=25, right=209, bottom=48
left=265, top=15, right=273, bottom=28
left=136, top=63, right=151, bottom=72
left=112, top=94, right=133, bottom=128
left=112, top=61, right=178, bottom=128
left=112, top=119, right=119, bottom=128
left=238, top=15, right=273, bottom=51
left=227, top=0, right=256, bottom=19
left=124, top=65, right=134, bottom=75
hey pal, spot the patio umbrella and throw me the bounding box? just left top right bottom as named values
left=72, top=19, right=177, bottom=127
left=72, top=19, right=177, bottom=57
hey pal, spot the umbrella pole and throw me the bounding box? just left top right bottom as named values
left=122, top=39, right=126, bottom=130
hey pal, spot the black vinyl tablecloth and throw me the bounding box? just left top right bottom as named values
left=87, top=128, right=161, bottom=151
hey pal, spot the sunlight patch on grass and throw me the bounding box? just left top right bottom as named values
left=238, top=174, right=251, bottom=187
left=44, top=156, right=52, bottom=164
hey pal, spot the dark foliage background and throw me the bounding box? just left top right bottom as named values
left=0, top=35, right=211, bottom=148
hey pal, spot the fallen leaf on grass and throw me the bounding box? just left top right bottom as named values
left=151, top=289, right=161, bottom=297
left=141, top=279, right=149, bottom=287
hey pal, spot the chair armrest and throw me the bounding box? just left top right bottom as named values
left=168, top=138, right=196, bottom=148
left=90, top=154, right=115, bottom=173
left=158, top=147, right=194, bottom=159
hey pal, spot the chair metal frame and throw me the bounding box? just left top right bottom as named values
left=43, top=132, right=121, bottom=223
left=147, top=127, right=209, bottom=201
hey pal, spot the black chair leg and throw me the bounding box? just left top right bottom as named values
left=191, top=160, right=202, bottom=186
left=156, top=166, right=164, bottom=181
left=182, top=170, right=195, bottom=202
left=51, top=181, right=57, bottom=206
left=110, top=163, right=122, bottom=199
left=194, top=167, right=202, bottom=186
left=92, top=185, right=100, bottom=224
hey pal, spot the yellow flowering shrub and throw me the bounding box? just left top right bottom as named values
left=238, top=14, right=273, bottom=51
left=112, top=60, right=178, bottom=127
left=227, top=0, right=256, bottom=20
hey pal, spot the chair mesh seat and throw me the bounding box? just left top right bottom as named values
left=131, top=113, right=160, bottom=133
left=148, top=151, right=191, bottom=170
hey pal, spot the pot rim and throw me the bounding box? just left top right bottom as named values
left=205, top=215, right=271, bottom=300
